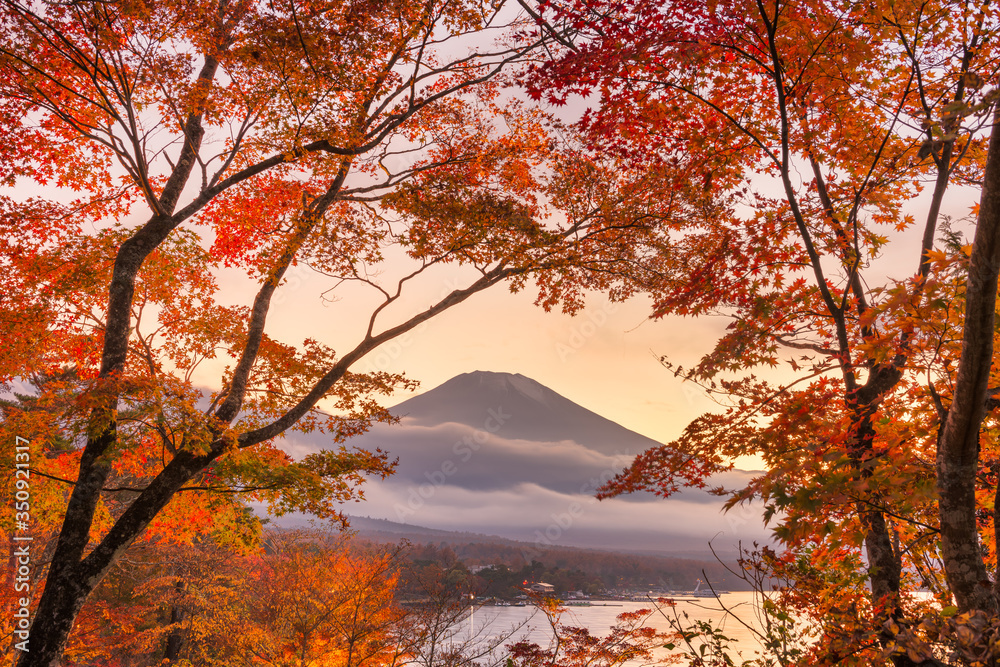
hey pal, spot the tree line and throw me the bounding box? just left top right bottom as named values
left=400, top=541, right=750, bottom=594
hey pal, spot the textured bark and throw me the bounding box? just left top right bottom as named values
left=16, top=52, right=220, bottom=667
left=21, top=451, right=211, bottom=666
left=851, top=400, right=912, bottom=667
left=937, top=104, right=1000, bottom=615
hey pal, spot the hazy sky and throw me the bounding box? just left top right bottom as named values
left=16, top=20, right=979, bottom=476
left=198, top=184, right=972, bottom=473
left=256, top=183, right=971, bottom=553
left=186, top=152, right=980, bottom=479
left=207, top=263, right=740, bottom=464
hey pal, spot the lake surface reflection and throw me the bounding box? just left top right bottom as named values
left=465, top=593, right=787, bottom=664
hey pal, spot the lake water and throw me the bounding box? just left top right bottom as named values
left=466, top=593, right=791, bottom=664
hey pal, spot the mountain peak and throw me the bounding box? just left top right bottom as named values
left=449, top=371, right=552, bottom=406
left=389, top=370, right=658, bottom=456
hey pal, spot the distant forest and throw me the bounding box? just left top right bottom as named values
left=392, top=541, right=753, bottom=597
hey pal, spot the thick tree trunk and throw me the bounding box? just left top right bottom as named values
left=937, top=104, right=1000, bottom=615
left=14, top=46, right=220, bottom=664
left=18, top=451, right=211, bottom=666
left=849, top=400, right=903, bottom=606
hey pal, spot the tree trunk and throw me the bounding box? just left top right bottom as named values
left=850, top=400, right=903, bottom=606
left=18, top=452, right=210, bottom=666
left=937, top=104, right=1000, bottom=615
left=163, top=581, right=187, bottom=663
left=850, top=375, right=931, bottom=667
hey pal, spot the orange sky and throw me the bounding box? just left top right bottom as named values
left=198, top=258, right=730, bottom=458
left=182, top=177, right=979, bottom=475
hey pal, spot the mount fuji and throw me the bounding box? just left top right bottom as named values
left=279, top=371, right=770, bottom=558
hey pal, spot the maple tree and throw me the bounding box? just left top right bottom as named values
left=529, top=0, right=1000, bottom=662
left=60, top=541, right=248, bottom=665
left=0, top=0, right=669, bottom=663
left=189, top=534, right=409, bottom=667
left=31, top=533, right=408, bottom=666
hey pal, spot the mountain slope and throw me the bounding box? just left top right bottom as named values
left=343, top=371, right=658, bottom=496
left=389, top=371, right=661, bottom=456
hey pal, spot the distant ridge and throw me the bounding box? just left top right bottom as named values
left=346, top=515, right=742, bottom=561
left=347, top=515, right=526, bottom=545
left=345, top=515, right=752, bottom=590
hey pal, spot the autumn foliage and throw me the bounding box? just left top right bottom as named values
left=0, top=0, right=674, bottom=662
left=44, top=534, right=405, bottom=666
left=7, top=0, right=1000, bottom=663
left=528, top=0, right=1000, bottom=663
